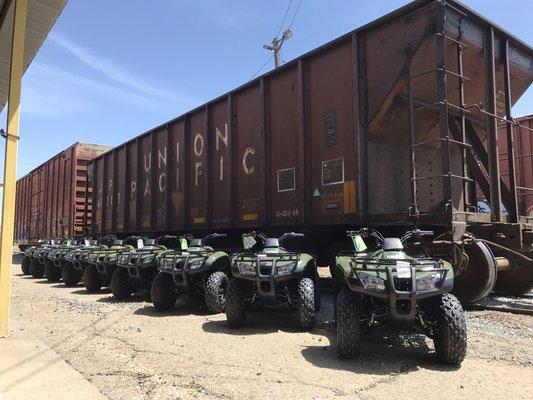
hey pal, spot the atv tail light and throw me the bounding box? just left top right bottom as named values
left=357, top=271, right=385, bottom=291
left=416, top=272, right=443, bottom=292
left=237, top=263, right=256, bottom=276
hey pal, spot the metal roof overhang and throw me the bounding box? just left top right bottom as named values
left=0, top=0, right=68, bottom=112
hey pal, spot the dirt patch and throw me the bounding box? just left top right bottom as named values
left=8, top=262, right=533, bottom=400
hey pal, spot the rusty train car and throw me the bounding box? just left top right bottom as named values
left=87, top=0, right=533, bottom=303
left=496, top=115, right=533, bottom=217
left=15, top=142, right=112, bottom=247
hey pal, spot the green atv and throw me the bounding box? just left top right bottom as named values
left=112, top=236, right=177, bottom=300
left=31, top=238, right=63, bottom=278
left=83, top=236, right=143, bottom=293
left=226, top=232, right=320, bottom=330
left=334, top=228, right=467, bottom=365
left=152, top=233, right=231, bottom=313
left=21, top=239, right=47, bottom=275
left=44, top=238, right=89, bottom=282
left=62, top=240, right=109, bottom=287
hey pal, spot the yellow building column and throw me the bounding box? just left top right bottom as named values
left=0, top=0, right=28, bottom=338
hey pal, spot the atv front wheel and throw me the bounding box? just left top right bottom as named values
left=336, top=289, right=361, bottom=359
left=111, top=267, right=133, bottom=300
left=429, top=293, right=467, bottom=365
left=205, top=271, right=229, bottom=313
left=62, top=263, right=81, bottom=287
left=31, top=260, right=44, bottom=279
left=84, top=264, right=103, bottom=293
left=296, top=277, right=316, bottom=330
left=225, top=279, right=246, bottom=328
left=44, top=261, right=61, bottom=282
left=151, top=273, right=177, bottom=311
left=21, top=256, right=32, bottom=275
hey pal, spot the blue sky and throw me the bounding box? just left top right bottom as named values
left=1, top=0, right=532, bottom=178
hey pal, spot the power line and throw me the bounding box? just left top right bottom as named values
left=288, top=0, right=302, bottom=30
left=250, top=0, right=303, bottom=80
left=276, top=0, right=294, bottom=38
left=250, top=54, right=274, bottom=81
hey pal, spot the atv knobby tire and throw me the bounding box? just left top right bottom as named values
left=151, top=272, right=177, bottom=311
left=205, top=271, right=229, bottom=313
left=296, top=277, right=316, bottom=330
left=31, top=259, right=44, bottom=279
left=225, top=279, right=246, bottom=327
left=431, top=293, right=467, bottom=365
left=336, top=289, right=361, bottom=359
left=62, top=263, right=81, bottom=287
left=44, top=261, right=61, bottom=282
left=111, top=267, right=133, bottom=300
left=84, top=264, right=103, bottom=293
left=21, top=256, right=32, bottom=275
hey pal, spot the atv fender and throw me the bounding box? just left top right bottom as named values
left=296, top=253, right=315, bottom=275
left=203, top=252, right=230, bottom=273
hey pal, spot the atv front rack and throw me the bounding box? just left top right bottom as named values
left=347, top=261, right=451, bottom=325
left=159, top=250, right=212, bottom=286
left=233, top=252, right=302, bottom=302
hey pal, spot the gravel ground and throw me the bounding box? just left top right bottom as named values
left=7, top=259, right=533, bottom=400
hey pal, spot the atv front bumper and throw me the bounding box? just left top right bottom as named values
left=231, top=253, right=306, bottom=303
left=158, top=253, right=211, bottom=289
left=117, top=258, right=158, bottom=282
left=346, top=266, right=452, bottom=325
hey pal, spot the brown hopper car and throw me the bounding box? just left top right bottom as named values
left=497, top=115, right=533, bottom=217
left=87, top=0, right=533, bottom=303
left=15, top=142, right=112, bottom=246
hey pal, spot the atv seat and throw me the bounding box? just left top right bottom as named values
left=265, top=238, right=279, bottom=248
left=382, top=238, right=403, bottom=251
left=190, top=239, right=203, bottom=247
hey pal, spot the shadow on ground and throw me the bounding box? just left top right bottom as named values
left=202, top=306, right=316, bottom=335
left=299, top=325, right=460, bottom=374
left=202, top=295, right=461, bottom=374
left=96, top=291, right=150, bottom=304
left=134, top=297, right=212, bottom=317
left=12, top=253, right=23, bottom=265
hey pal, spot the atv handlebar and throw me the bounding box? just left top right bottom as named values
left=400, top=229, right=434, bottom=244
left=346, top=228, right=384, bottom=244
left=202, top=233, right=227, bottom=242
left=241, top=231, right=304, bottom=247
left=241, top=231, right=268, bottom=242
left=279, top=232, right=304, bottom=245
left=155, top=235, right=177, bottom=243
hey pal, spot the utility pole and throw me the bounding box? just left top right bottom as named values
left=263, top=29, right=293, bottom=68
left=0, top=0, right=28, bottom=338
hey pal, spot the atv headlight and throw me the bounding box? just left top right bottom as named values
left=416, top=272, right=443, bottom=292
left=276, top=262, right=296, bottom=276
left=142, top=255, right=155, bottom=264
left=357, top=271, right=386, bottom=291
left=118, top=254, right=128, bottom=264
left=237, top=262, right=256, bottom=276
left=189, top=260, right=204, bottom=270
left=159, top=258, right=173, bottom=270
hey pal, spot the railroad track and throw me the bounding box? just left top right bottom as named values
left=466, top=303, right=533, bottom=316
